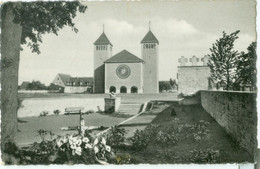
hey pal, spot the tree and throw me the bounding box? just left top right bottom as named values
left=207, top=31, right=240, bottom=90
left=1, top=1, right=87, bottom=161
left=235, top=42, right=257, bottom=90
left=27, top=80, right=47, bottom=90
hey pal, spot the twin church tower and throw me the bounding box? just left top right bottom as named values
left=93, top=24, right=159, bottom=94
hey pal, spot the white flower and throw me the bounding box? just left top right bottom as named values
left=94, top=146, right=99, bottom=153
left=85, top=143, right=92, bottom=149
left=70, top=143, right=77, bottom=150
left=105, top=145, right=111, bottom=152
left=101, top=137, right=106, bottom=145
left=94, top=138, right=98, bottom=145
left=76, top=139, right=82, bottom=146
left=56, top=139, right=63, bottom=147
left=75, top=146, right=82, bottom=156
left=82, top=137, right=90, bottom=143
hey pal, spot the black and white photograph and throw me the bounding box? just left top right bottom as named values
left=0, top=0, right=258, bottom=167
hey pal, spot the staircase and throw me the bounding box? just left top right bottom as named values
left=117, top=102, right=142, bottom=115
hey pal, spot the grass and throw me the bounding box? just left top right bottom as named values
left=16, top=113, right=129, bottom=146
left=118, top=104, right=253, bottom=164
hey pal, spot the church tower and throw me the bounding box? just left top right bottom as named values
left=94, top=28, right=113, bottom=93
left=141, top=24, right=159, bottom=93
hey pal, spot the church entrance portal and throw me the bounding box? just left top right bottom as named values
left=109, top=86, right=116, bottom=93
left=120, top=86, right=127, bottom=93
left=131, top=86, right=138, bottom=93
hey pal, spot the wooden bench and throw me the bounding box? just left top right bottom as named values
left=64, top=107, right=84, bottom=115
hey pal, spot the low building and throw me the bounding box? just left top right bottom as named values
left=52, top=74, right=93, bottom=93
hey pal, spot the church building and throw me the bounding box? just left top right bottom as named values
left=93, top=26, right=159, bottom=94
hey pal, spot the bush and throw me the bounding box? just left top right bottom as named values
left=130, top=130, right=150, bottom=151
left=106, top=126, right=126, bottom=153
left=155, top=130, right=179, bottom=154
left=39, top=111, right=49, bottom=117
left=184, top=149, right=220, bottom=163
left=53, top=110, right=60, bottom=115
left=85, top=110, right=95, bottom=114
left=18, top=133, right=113, bottom=165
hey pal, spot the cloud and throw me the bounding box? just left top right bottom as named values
left=19, top=17, right=254, bottom=84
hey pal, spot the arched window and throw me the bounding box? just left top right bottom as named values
left=110, top=86, right=116, bottom=93
left=131, top=86, right=138, bottom=93
left=120, top=86, right=127, bottom=93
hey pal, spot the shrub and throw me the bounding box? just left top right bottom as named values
left=130, top=130, right=150, bottom=151
left=39, top=111, right=49, bottom=117
left=106, top=126, right=126, bottom=153
left=184, top=149, right=220, bottom=163
left=155, top=130, right=179, bottom=154
left=53, top=110, right=60, bottom=115
left=85, top=110, right=95, bottom=114
left=19, top=133, right=113, bottom=164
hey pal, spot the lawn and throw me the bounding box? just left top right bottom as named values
left=116, top=104, right=253, bottom=164
left=16, top=113, right=130, bottom=146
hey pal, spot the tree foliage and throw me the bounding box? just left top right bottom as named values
left=9, top=1, right=87, bottom=54
left=207, top=31, right=240, bottom=90
left=235, top=42, right=257, bottom=90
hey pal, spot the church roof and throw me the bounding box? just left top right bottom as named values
left=94, top=32, right=113, bottom=46
left=104, top=50, right=144, bottom=63
left=141, top=30, right=159, bottom=44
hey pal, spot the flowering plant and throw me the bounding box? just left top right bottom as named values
left=55, top=134, right=112, bottom=164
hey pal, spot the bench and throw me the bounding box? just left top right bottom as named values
left=64, top=107, right=84, bottom=115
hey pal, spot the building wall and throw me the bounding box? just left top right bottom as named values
left=52, top=74, right=65, bottom=87
left=105, top=62, right=143, bottom=93
left=64, top=86, right=91, bottom=93
left=141, top=43, right=159, bottom=93
left=177, top=66, right=210, bottom=95
left=201, top=91, right=257, bottom=156
left=94, top=45, right=112, bottom=93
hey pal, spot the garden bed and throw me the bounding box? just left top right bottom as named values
left=117, top=104, right=253, bottom=164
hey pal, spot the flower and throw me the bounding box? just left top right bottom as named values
left=94, top=138, right=99, bottom=145
left=85, top=143, right=92, bottom=149
left=94, top=146, right=99, bottom=153
left=70, top=143, right=77, bottom=150
left=56, top=139, right=63, bottom=147
left=105, top=145, right=111, bottom=152
left=75, top=146, right=82, bottom=156
left=82, top=137, right=90, bottom=143
left=101, top=137, right=106, bottom=145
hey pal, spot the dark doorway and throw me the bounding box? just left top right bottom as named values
left=120, top=86, right=127, bottom=93
left=109, top=86, right=116, bottom=93
left=131, top=86, right=138, bottom=93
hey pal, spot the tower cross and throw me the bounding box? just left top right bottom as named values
left=103, top=24, right=105, bottom=33
left=149, top=21, right=151, bottom=30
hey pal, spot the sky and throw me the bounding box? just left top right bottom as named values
left=19, top=0, right=257, bottom=85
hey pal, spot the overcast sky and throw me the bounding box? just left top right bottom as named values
left=19, top=0, right=256, bottom=85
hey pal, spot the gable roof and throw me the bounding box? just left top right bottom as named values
left=57, top=74, right=93, bottom=86
left=104, top=50, right=144, bottom=63
left=94, top=32, right=113, bottom=46
left=141, top=30, right=159, bottom=44
left=58, top=73, right=71, bottom=85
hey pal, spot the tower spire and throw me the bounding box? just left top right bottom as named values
left=103, top=24, right=105, bottom=33
left=149, top=21, right=151, bottom=31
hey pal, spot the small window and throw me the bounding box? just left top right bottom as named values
left=196, top=58, right=199, bottom=62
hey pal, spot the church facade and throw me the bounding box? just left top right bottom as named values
left=93, top=28, right=159, bottom=94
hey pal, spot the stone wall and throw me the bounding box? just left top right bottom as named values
left=201, top=90, right=257, bottom=156
left=177, top=66, right=210, bottom=95
left=18, top=98, right=105, bottom=117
